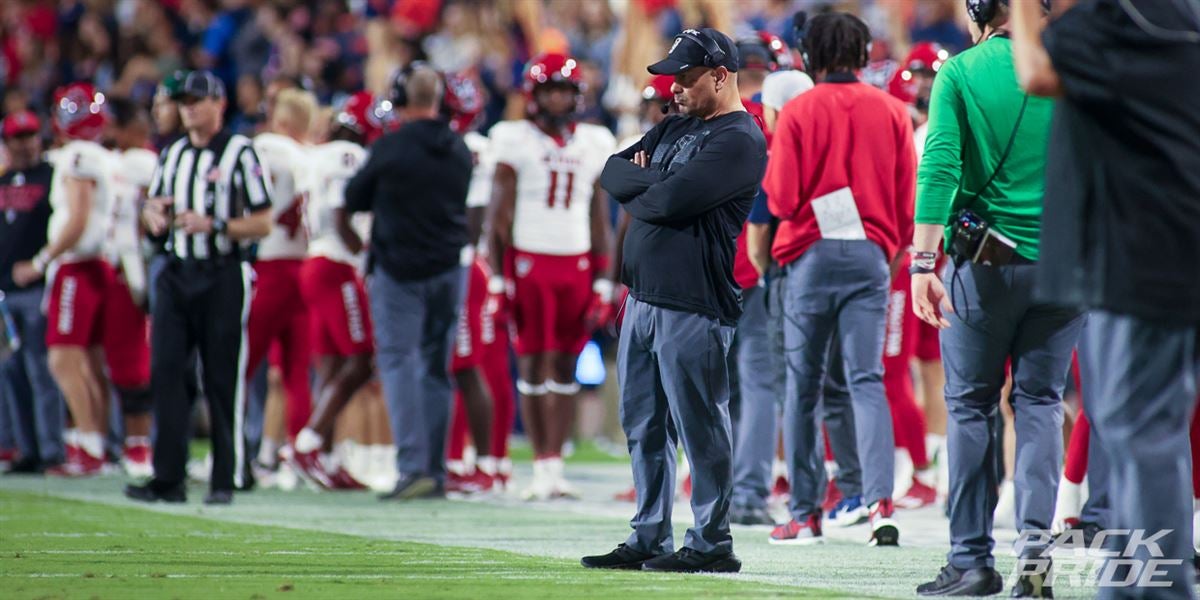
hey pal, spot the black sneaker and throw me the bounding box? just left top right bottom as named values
left=580, top=544, right=661, bottom=570
left=125, top=480, right=187, bottom=504
left=204, top=490, right=234, bottom=505
left=379, top=473, right=437, bottom=501
left=4, top=457, right=43, bottom=474
left=730, top=505, right=775, bottom=526
left=1011, top=556, right=1053, bottom=598
left=641, top=548, right=741, bottom=573
left=1078, top=521, right=1103, bottom=550
left=917, top=564, right=1004, bottom=596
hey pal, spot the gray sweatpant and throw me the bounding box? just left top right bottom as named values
left=940, top=261, right=1083, bottom=568
left=731, top=286, right=778, bottom=510
left=782, top=239, right=894, bottom=521
left=620, top=296, right=735, bottom=556
left=369, top=266, right=465, bottom=483
left=1083, top=311, right=1198, bottom=599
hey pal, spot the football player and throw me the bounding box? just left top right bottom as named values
left=486, top=53, right=616, bottom=500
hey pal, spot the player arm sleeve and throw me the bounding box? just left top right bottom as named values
left=623, top=130, right=765, bottom=224
left=914, top=65, right=965, bottom=227
left=747, top=187, right=772, bottom=225
left=237, top=145, right=272, bottom=213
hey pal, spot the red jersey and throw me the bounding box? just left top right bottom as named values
left=764, top=78, right=915, bottom=266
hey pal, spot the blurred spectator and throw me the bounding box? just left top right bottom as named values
left=230, top=72, right=265, bottom=136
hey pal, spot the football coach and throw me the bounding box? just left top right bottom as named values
left=581, top=28, right=766, bottom=574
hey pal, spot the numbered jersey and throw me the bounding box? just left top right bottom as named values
left=303, top=140, right=369, bottom=267
left=106, top=147, right=158, bottom=262
left=47, top=139, right=115, bottom=261
left=488, top=120, right=615, bottom=256
left=253, top=132, right=308, bottom=260
left=464, top=131, right=493, bottom=210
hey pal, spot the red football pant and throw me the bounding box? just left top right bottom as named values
left=1063, top=352, right=1090, bottom=484
left=886, top=263, right=928, bottom=468
left=507, top=249, right=594, bottom=356
left=46, top=259, right=110, bottom=348
left=448, top=272, right=516, bottom=461
left=247, top=259, right=311, bottom=439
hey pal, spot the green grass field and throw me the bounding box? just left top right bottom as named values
left=0, top=490, right=841, bottom=599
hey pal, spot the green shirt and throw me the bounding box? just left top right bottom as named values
left=915, top=36, right=1053, bottom=260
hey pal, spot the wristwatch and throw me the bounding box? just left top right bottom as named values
left=212, top=218, right=228, bottom=235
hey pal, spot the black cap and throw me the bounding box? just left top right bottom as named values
left=736, top=40, right=773, bottom=70
left=648, top=28, right=739, bottom=75
left=172, top=70, right=226, bottom=101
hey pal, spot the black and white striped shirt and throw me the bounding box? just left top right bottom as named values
left=148, top=129, right=272, bottom=261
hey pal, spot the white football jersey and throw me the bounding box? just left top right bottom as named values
left=464, top=131, right=493, bottom=210
left=303, top=140, right=370, bottom=267
left=253, top=132, right=309, bottom=260
left=47, top=139, right=115, bottom=261
left=488, top=120, right=615, bottom=256
left=106, top=147, right=158, bottom=262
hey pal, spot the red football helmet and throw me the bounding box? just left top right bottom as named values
left=757, top=31, right=793, bottom=70
left=336, top=91, right=387, bottom=145
left=523, top=53, right=584, bottom=118
left=642, top=75, right=675, bottom=103
left=888, top=42, right=950, bottom=104
left=52, top=82, right=108, bottom=141
left=442, top=70, right=484, bottom=134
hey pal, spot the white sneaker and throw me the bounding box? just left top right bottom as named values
left=546, top=457, right=580, bottom=499
left=521, top=459, right=554, bottom=501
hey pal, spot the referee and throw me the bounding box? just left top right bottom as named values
left=125, top=71, right=273, bottom=505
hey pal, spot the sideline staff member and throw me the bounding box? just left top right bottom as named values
left=1013, top=0, right=1200, bottom=596
left=125, top=71, right=273, bottom=505
left=582, top=28, right=766, bottom=574
left=911, top=1, right=1079, bottom=597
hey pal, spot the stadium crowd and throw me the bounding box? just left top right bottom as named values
left=1, top=0, right=1199, bottom=596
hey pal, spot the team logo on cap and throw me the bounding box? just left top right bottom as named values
left=669, top=37, right=683, bottom=54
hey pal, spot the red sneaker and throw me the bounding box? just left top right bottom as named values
left=895, top=477, right=937, bottom=509
left=328, top=467, right=367, bottom=491
left=821, top=479, right=843, bottom=514
left=0, top=448, right=16, bottom=464
left=283, top=446, right=334, bottom=490
left=769, top=514, right=824, bottom=545
left=446, top=471, right=484, bottom=494
left=48, top=450, right=106, bottom=477
left=470, top=470, right=496, bottom=494
left=868, top=498, right=900, bottom=546
left=614, top=486, right=637, bottom=502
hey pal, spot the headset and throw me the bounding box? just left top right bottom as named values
left=679, top=29, right=727, bottom=68
left=967, top=0, right=1050, bottom=26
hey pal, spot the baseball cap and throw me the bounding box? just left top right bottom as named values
left=2, top=111, right=41, bottom=138
left=172, top=70, right=226, bottom=101
left=156, top=70, right=186, bottom=100
left=761, top=71, right=814, bottom=111
left=648, top=28, right=740, bottom=75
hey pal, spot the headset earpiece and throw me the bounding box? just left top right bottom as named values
left=682, top=30, right=726, bottom=68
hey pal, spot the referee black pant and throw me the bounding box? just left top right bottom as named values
left=150, top=259, right=252, bottom=492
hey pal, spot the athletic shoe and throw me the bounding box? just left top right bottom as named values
left=470, top=470, right=496, bottom=494
left=613, top=486, right=637, bottom=502
left=1193, top=507, right=1200, bottom=554
left=827, top=496, right=870, bottom=527
left=328, top=467, right=367, bottom=491
left=729, top=504, right=775, bottom=526
left=124, top=479, right=187, bottom=504
left=204, top=490, right=234, bottom=505
left=821, top=479, right=843, bottom=514
left=47, top=449, right=105, bottom=477
left=896, top=477, right=937, bottom=509
left=769, top=514, right=824, bottom=545
left=379, top=473, right=438, bottom=501
left=1010, top=557, right=1053, bottom=598
left=283, top=445, right=334, bottom=491
left=1052, top=477, right=1084, bottom=534
left=581, top=544, right=662, bottom=570
left=122, top=442, right=153, bottom=479
left=446, top=471, right=481, bottom=495
left=0, top=447, right=16, bottom=469
left=4, top=457, right=44, bottom=475
left=916, top=564, right=1004, bottom=597
left=868, top=498, right=900, bottom=546
left=642, top=548, right=741, bottom=573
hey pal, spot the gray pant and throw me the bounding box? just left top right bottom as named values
left=1082, top=311, right=1198, bottom=599
left=782, top=239, right=893, bottom=521
left=620, top=296, right=735, bottom=556
left=731, top=286, right=779, bottom=510
left=0, top=286, right=65, bottom=464
left=941, top=262, right=1083, bottom=569
left=1075, top=322, right=1111, bottom=527
left=369, top=266, right=465, bottom=482
left=822, top=342, right=862, bottom=499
